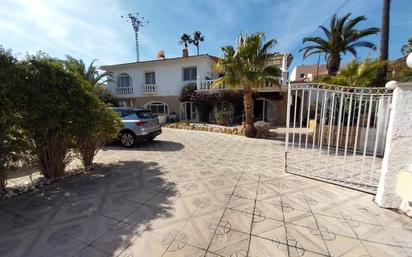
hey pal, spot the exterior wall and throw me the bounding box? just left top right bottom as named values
left=290, top=64, right=328, bottom=82
left=132, top=95, right=181, bottom=119
left=104, top=56, right=215, bottom=98
left=375, top=82, right=412, bottom=216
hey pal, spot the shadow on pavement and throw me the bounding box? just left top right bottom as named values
left=0, top=160, right=178, bottom=257
left=104, top=139, right=185, bottom=152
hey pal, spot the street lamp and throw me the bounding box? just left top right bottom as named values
left=406, top=52, right=412, bottom=68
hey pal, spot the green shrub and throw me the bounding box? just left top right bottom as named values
left=17, top=54, right=93, bottom=179
left=0, top=47, right=29, bottom=192
left=215, top=110, right=230, bottom=126
left=72, top=91, right=121, bottom=169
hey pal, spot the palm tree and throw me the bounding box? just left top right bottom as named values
left=214, top=33, right=281, bottom=138
left=191, top=31, right=205, bottom=55
left=64, top=56, right=112, bottom=86
left=179, top=33, right=192, bottom=49
left=300, top=13, right=379, bottom=75
left=318, top=58, right=384, bottom=87
left=401, top=37, right=412, bottom=56
left=376, top=0, right=391, bottom=83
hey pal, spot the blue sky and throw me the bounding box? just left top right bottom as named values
left=0, top=0, right=411, bottom=70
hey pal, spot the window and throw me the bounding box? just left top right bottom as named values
left=299, top=73, right=305, bottom=78
left=117, top=73, right=132, bottom=88
left=146, top=102, right=169, bottom=115
left=183, top=66, right=197, bottom=81
left=145, top=71, right=156, bottom=84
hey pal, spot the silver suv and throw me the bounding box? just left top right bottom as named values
left=110, top=107, right=162, bottom=147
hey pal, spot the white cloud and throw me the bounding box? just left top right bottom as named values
left=0, top=0, right=132, bottom=65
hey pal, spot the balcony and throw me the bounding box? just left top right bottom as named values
left=196, top=79, right=283, bottom=92
left=141, top=84, right=158, bottom=95
left=115, top=87, right=134, bottom=95
left=197, top=80, right=227, bottom=91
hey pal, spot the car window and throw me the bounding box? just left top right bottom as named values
left=121, top=110, right=135, bottom=118
left=135, top=110, right=155, bottom=119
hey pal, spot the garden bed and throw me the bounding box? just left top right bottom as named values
left=164, top=122, right=245, bottom=136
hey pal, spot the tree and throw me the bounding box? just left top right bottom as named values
left=317, top=58, right=384, bottom=87
left=0, top=47, right=28, bottom=193
left=72, top=87, right=121, bottom=169
left=64, top=56, right=117, bottom=105
left=214, top=33, right=281, bottom=138
left=376, top=0, right=391, bottom=84
left=190, top=31, right=205, bottom=55
left=401, top=37, right=412, bottom=56
left=179, top=33, right=192, bottom=48
left=300, top=13, right=379, bottom=75
left=18, top=54, right=93, bottom=179
left=94, top=84, right=119, bottom=106
left=64, top=56, right=113, bottom=86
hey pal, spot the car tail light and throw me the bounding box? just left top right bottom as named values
left=135, top=121, right=148, bottom=126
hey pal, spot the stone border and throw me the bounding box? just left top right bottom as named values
left=0, top=163, right=101, bottom=200
left=164, top=122, right=245, bottom=136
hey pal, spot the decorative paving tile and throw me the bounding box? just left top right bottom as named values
left=1, top=129, right=410, bottom=257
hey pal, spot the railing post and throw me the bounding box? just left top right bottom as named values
left=285, top=81, right=291, bottom=152
left=375, top=81, right=412, bottom=215
left=196, top=76, right=201, bottom=90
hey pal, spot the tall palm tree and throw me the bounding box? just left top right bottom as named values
left=191, top=31, right=205, bottom=55
left=300, top=13, right=379, bottom=75
left=377, top=0, right=391, bottom=83
left=214, top=33, right=281, bottom=138
left=64, top=56, right=112, bottom=86
left=401, top=37, right=412, bottom=56
left=179, top=33, right=192, bottom=49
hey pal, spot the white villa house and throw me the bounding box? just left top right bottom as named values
left=100, top=51, right=293, bottom=124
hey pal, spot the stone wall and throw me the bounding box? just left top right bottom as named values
left=164, top=122, right=245, bottom=136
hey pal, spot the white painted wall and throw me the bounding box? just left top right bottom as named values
left=376, top=82, right=412, bottom=216
left=104, top=56, right=215, bottom=97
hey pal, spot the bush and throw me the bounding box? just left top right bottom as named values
left=94, top=85, right=119, bottom=106
left=72, top=92, right=121, bottom=169
left=254, top=121, right=271, bottom=138
left=18, top=54, right=94, bottom=179
left=215, top=110, right=230, bottom=126
left=179, top=83, right=197, bottom=102
left=0, top=47, right=29, bottom=193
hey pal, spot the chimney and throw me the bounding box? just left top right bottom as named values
left=182, top=48, right=189, bottom=58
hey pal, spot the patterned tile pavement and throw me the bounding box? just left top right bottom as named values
left=0, top=128, right=411, bottom=257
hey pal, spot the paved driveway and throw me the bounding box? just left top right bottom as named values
left=1, top=128, right=411, bottom=257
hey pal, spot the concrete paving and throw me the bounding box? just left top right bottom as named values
left=0, top=128, right=411, bottom=257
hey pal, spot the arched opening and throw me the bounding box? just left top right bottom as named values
left=117, top=73, right=132, bottom=88
left=253, top=98, right=275, bottom=123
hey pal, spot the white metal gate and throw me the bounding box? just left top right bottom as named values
left=284, top=83, right=393, bottom=194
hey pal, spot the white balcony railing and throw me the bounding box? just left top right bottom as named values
left=196, top=78, right=283, bottom=92
left=197, top=79, right=227, bottom=91
left=141, top=84, right=158, bottom=95
left=115, top=87, right=133, bottom=95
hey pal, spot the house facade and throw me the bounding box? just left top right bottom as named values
left=101, top=52, right=292, bottom=125
left=290, top=63, right=328, bottom=82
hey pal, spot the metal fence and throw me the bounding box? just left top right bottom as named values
left=284, top=83, right=393, bottom=194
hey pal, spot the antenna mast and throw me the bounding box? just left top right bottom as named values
left=121, top=13, right=148, bottom=62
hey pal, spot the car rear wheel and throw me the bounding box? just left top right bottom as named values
left=120, top=132, right=136, bottom=148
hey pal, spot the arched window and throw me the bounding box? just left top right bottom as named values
left=145, top=102, right=169, bottom=115
left=117, top=73, right=132, bottom=88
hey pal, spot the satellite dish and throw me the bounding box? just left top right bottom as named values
left=157, top=50, right=166, bottom=59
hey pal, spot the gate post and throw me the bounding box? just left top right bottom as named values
left=375, top=81, right=412, bottom=215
